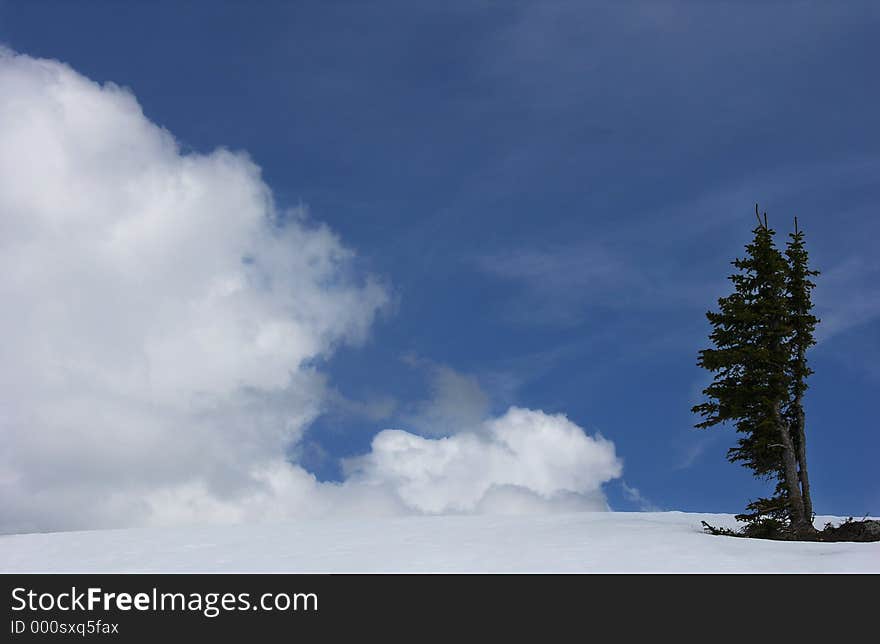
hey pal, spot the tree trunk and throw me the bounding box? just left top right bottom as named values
left=792, top=396, right=814, bottom=521
left=772, top=402, right=816, bottom=538
left=792, top=345, right=814, bottom=521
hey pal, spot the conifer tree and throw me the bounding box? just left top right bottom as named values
left=693, top=207, right=817, bottom=539
left=784, top=218, right=819, bottom=522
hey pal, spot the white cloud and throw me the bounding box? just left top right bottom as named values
left=345, top=407, right=622, bottom=514
left=124, top=406, right=624, bottom=525
left=0, top=49, right=387, bottom=532
left=0, top=50, right=624, bottom=533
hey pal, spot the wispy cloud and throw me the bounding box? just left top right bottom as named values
left=621, top=481, right=662, bottom=512
left=477, top=243, right=642, bottom=325
left=814, top=255, right=880, bottom=343
left=674, top=432, right=725, bottom=471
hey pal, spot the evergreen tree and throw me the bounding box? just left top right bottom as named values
left=692, top=207, right=817, bottom=539
left=784, top=217, right=819, bottom=522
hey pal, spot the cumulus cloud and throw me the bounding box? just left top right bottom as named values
left=140, top=407, right=623, bottom=524
left=345, top=407, right=622, bottom=514
left=0, top=50, right=624, bottom=533
left=0, top=49, right=387, bottom=532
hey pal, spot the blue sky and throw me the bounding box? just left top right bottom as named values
left=1, top=1, right=878, bottom=519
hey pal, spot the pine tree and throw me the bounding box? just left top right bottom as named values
left=692, top=206, right=817, bottom=539
left=784, top=217, right=819, bottom=522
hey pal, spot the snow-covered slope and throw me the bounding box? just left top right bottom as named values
left=1, top=512, right=877, bottom=573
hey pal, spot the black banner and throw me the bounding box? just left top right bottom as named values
left=2, top=573, right=873, bottom=640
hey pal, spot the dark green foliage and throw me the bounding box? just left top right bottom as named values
left=700, top=521, right=739, bottom=537
left=692, top=218, right=792, bottom=514
left=819, top=517, right=880, bottom=542
left=702, top=517, right=794, bottom=540
left=738, top=493, right=789, bottom=525
left=702, top=517, right=880, bottom=542
left=784, top=223, right=819, bottom=405
left=692, top=207, right=818, bottom=538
